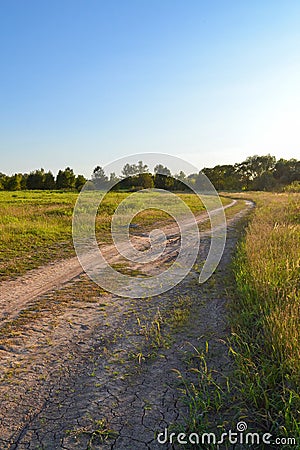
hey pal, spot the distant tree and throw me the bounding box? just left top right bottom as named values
left=112, top=172, right=154, bottom=191
left=122, top=163, right=138, bottom=177
left=170, top=172, right=190, bottom=190
left=245, top=154, right=276, bottom=178
left=137, top=161, right=148, bottom=174
left=44, top=171, right=56, bottom=190
left=202, top=165, right=242, bottom=191
left=273, top=158, right=300, bottom=185
left=109, top=172, right=119, bottom=186
left=236, top=154, right=276, bottom=189
left=252, top=171, right=277, bottom=191
left=0, top=154, right=297, bottom=193
left=154, top=174, right=175, bottom=190
left=27, top=169, right=46, bottom=190
left=186, top=173, right=198, bottom=188
left=56, top=170, right=64, bottom=189
left=56, top=167, right=76, bottom=189
left=154, top=164, right=172, bottom=176
left=0, top=173, right=7, bottom=190
left=75, top=175, right=87, bottom=191
left=92, top=166, right=108, bottom=189
left=153, top=165, right=172, bottom=190
left=175, top=171, right=186, bottom=181
left=20, top=173, right=28, bottom=190
left=136, top=173, right=154, bottom=189
left=84, top=180, right=96, bottom=190
left=7, top=173, right=23, bottom=191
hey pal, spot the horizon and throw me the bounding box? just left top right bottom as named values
left=2, top=151, right=299, bottom=179
left=1, top=1, right=300, bottom=176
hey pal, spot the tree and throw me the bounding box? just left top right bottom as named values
left=27, top=169, right=46, bottom=190
left=92, top=166, right=108, bottom=189
left=202, top=165, right=242, bottom=191
left=122, top=163, right=138, bottom=177
left=153, top=165, right=172, bottom=189
left=175, top=171, right=186, bottom=181
left=244, top=154, right=276, bottom=178
left=7, top=173, right=22, bottom=190
left=20, top=174, right=28, bottom=190
left=44, top=171, right=56, bottom=190
left=154, top=174, right=175, bottom=190
left=137, top=161, right=148, bottom=174
left=56, top=167, right=76, bottom=189
left=252, top=171, right=277, bottom=191
left=0, top=173, right=7, bottom=190
left=236, top=154, right=276, bottom=189
left=108, top=172, right=119, bottom=187
left=273, top=158, right=300, bottom=184
left=75, top=175, right=86, bottom=191
left=154, top=164, right=171, bottom=176
left=136, top=173, right=154, bottom=189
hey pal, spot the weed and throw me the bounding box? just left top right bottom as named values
left=229, top=192, right=300, bottom=442
left=67, top=418, right=118, bottom=447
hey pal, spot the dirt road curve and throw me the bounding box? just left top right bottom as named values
left=0, top=200, right=253, bottom=449
left=0, top=201, right=236, bottom=326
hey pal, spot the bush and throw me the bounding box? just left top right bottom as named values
left=284, top=180, right=300, bottom=193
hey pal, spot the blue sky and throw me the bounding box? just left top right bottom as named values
left=1, top=0, right=300, bottom=177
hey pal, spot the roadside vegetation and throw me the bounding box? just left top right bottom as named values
left=229, top=192, right=300, bottom=441
left=173, top=192, right=299, bottom=449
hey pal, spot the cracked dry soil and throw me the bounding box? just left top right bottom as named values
left=0, top=204, right=251, bottom=449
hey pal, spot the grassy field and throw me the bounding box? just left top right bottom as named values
left=0, top=191, right=77, bottom=279
left=230, top=192, right=300, bottom=441
left=0, top=190, right=232, bottom=280
left=2, top=188, right=298, bottom=445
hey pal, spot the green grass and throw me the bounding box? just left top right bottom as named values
left=229, top=192, right=300, bottom=444
left=0, top=191, right=77, bottom=278
left=171, top=192, right=299, bottom=449
left=0, top=190, right=231, bottom=280
left=173, top=345, right=229, bottom=449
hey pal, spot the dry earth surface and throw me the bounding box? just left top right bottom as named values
left=0, top=200, right=253, bottom=450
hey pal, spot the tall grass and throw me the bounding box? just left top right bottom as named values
left=230, top=192, right=300, bottom=440
left=0, top=191, right=78, bottom=278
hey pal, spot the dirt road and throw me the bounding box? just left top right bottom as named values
left=0, top=200, right=252, bottom=449
left=0, top=201, right=236, bottom=326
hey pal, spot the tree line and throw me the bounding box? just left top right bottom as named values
left=0, top=167, right=87, bottom=191
left=0, top=154, right=299, bottom=192
left=203, top=154, right=300, bottom=191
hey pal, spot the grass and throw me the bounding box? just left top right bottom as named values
left=229, top=192, right=300, bottom=444
left=0, top=191, right=77, bottom=279
left=66, top=418, right=118, bottom=448
left=0, top=190, right=231, bottom=280
left=171, top=192, right=299, bottom=449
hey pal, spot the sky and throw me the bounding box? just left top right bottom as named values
left=0, top=0, right=300, bottom=177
